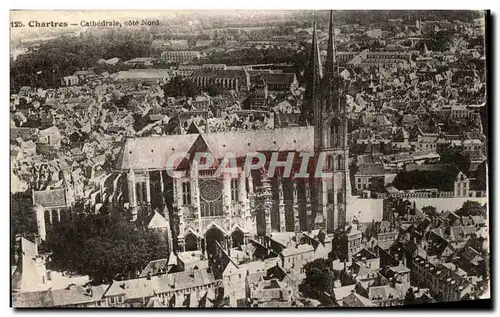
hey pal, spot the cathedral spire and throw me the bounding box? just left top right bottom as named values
left=301, top=20, right=323, bottom=125
left=322, top=10, right=342, bottom=113
left=325, top=10, right=336, bottom=77
left=309, top=20, right=323, bottom=80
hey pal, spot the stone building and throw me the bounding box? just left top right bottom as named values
left=113, top=12, right=351, bottom=258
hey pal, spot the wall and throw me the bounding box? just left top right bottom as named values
left=347, top=197, right=384, bottom=223
left=406, top=196, right=488, bottom=213
left=348, top=196, right=488, bottom=223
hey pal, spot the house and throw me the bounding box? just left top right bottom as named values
left=246, top=278, right=295, bottom=308
left=38, top=126, right=62, bottom=149
left=381, top=262, right=411, bottom=296
left=223, top=260, right=266, bottom=307
left=351, top=249, right=380, bottom=277
left=413, top=134, right=438, bottom=152
left=340, top=223, right=363, bottom=260
left=367, top=285, right=403, bottom=307
left=412, top=256, right=475, bottom=302
left=354, top=163, right=386, bottom=191
left=462, top=138, right=485, bottom=161
left=279, top=243, right=314, bottom=280
left=104, top=268, right=217, bottom=307
left=371, top=221, right=398, bottom=250
left=13, top=284, right=109, bottom=308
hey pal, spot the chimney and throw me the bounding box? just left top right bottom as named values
left=147, top=272, right=152, bottom=280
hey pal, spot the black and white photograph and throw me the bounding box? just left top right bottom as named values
left=9, top=9, right=490, bottom=308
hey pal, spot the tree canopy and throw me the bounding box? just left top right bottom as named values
left=46, top=211, right=168, bottom=284
left=11, top=192, right=37, bottom=264
left=162, top=76, right=200, bottom=98
left=391, top=170, right=456, bottom=191
left=10, top=30, right=154, bottom=93
left=302, top=258, right=337, bottom=306
left=456, top=200, right=486, bottom=217
left=422, top=205, right=439, bottom=218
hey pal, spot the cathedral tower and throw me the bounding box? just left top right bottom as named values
left=306, top=11, right=351, bottom=234
left=300, top=21, right=323, bottom=126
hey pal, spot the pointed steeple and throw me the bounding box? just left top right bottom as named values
left=309, top=20, right=323, bottom=80
left=325, top=10, right=336, bottom=77
left=301, top=19, right=323, bottom=125
left=322, top=10, right=343, bottom=114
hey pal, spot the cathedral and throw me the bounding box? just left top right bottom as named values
left=113, top=11, right=351, bottom=256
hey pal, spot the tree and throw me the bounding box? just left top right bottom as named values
left=439, top=149, right=471, bottom=174
left=46, top=211, right=169, bottom=284
left=303, top=259, right=337, bottom=306
left=10, top=30, right=154, bottom=93
left=456, top=201, right=485, bottom=217
left=368, top=177, right=386, bottom=194
left=391, top=170, right=457, bottom=192
left=11, top=192, right=37, bottom=264
left=163, top=76, right=199, bottom=98
left=404, top=288, right=417, bottom=305
left=422, top=205, right=439, bottom=218
left=205, top=84, right=220, bottom=97
left=11, top=192, right=37, bottom=238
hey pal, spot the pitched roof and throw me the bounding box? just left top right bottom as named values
left=355, top=163, right=385, bottom=176
left=343, top=292, right=376, bottom=307
left=281, top=244, right=314, bottom=257
left=333, top=284, right=356, bottom=301
left=13, top=285, right=108, bottom=308
left=147, top=211, right=169, bottom=229
left=115, top=127, right=314, bottom=170
left=260, top=73, right=297, bottom=85
left=139, top=258, right=171, bottom=278
left=145, top=296, right=165, bottom=307
left=105, top=269, right=216, bottom=302
left=368, top=285, right=402, bottom=301
left=114, top=69, right=174, bottom=80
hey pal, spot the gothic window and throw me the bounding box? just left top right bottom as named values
left=328, top=192, right=335, bottom=203
left=231, top=179, right=239, bottom=201
left=136, top=183, right=147, bottom=203
left=182, top=182, right=191, bottom=205
left=337, top=154, right=343, bottom=170
left=337, top=190, right=344, bottom=204
left=328, top=156, right=335, bottom=171
left=199, top=180, right=223, bottom=217
left=331, top=118, right=342, bottom=148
